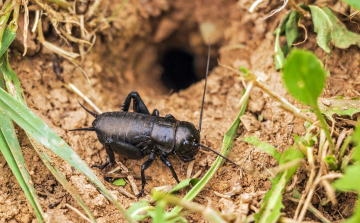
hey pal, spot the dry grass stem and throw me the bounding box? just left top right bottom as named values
left=192, top=169, right=202, bottom=178
left=273, top=158, right=304, bottom=175
left=236, top=80, right=254, bottom=108
left=22, top=0, right=29, bottom=56
left=64, top=83, right=102, bottom=114
left=293, top=18, right=308, bottom=46
left=261, top=0, right=289, bottom=20
left=286, top=174, right=298, bottom=192
left=286, top=197, right=331, bottom=223
left=249, top=0, right=264, bottom=13
left=116, top=161, right=139, bottom=196
left=65, top=203, right=93, bottom=223
left=31, top=10, right=39, bottom=32
left=288, top=0, right=311, bottom=20
left=335, top=129, right=347, bottom=154
left=293, top=144, right=316, bottom=221
left=214, top=191, right=231, bottom=199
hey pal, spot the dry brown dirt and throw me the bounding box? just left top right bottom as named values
left=0, top=0, right=359, bottom=222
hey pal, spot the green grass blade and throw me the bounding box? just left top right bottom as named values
left=0, top=27, right=16, bottom=58
left=0, top=53, right=97, bottom=222
left=240, top=136, right=281, bottom=162
left=0, top=132, right=45, bottom=221
left=169, top=178, right=199, bottom=194
left=274, top=26, right=285, bottom=70
left=171, top=93, right=248, bottom=214
left=0, top=80, right=44, bottom=222
left=0, top=88, right=135, bottom=223
left=257, top=173, right=287, bottom=223
left=340, top=0, right=360, bottom=10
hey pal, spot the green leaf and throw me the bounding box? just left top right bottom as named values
left=318, top=98, right=360, bottom=121
left=309, top=6, right=334, bottom=53
left=334, top=163, right=360, bottom=192
left=169, top=178, right=199, bottom=193
left=0, top=28, right=16, bottom=58
left=309, top=6, right=360, bottom=53
left=333, top=162, right=360, bottom=223
left=279, top=147, right=305, bottom=180
left=340, top=0, right=360, bottom=13
left=256, top=147, right=305, bottom=222
left=257, top=173, right=287, bottom=223
left=0, top=87, right=135, bottom=222
left=240, top=66, right=249, bottom=75
left=128, top=200, right=153, bottom=221
left=324, top=155, right=337, bottom=170
left=240, top=136, right=281, bottom=162
left=285, top=10, right=301, bottom=48
left=274, top=27, right=285, bottom=70
left=128, top=199, right=187, bottom=223
left=154, top=201, right=165, bottom=223
left=113, top=178, right=126, bottom=186
left=282, top=49, right=325, bottom=107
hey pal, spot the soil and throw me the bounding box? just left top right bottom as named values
left=0, top=0, right=359, bottom=222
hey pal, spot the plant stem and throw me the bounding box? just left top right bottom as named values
left=338, top=135, right=352, bottom=169
left=42, top=0, right=70, bottom=10
left=288, top=0, right=311, bottom=20
left=313, top=106, right=334, bottom=154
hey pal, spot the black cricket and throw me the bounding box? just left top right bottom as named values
left=70, top=46, right=236, bottom=197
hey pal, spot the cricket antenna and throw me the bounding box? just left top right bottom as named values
left=198, top=42, right=211, bottom=133
left=78, top=102, right=98, bottom=118
left=196, top=143, right=237, bottom=165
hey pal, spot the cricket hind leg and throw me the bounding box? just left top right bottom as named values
left=122, top=91, right=150, bottom=115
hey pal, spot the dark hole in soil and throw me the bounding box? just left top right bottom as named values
left=160, top=48, right=198, bottom=92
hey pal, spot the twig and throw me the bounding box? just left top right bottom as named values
left=288, top=0, right=311, bottom=20
left=65, top=204, right=93, bottom=223
left=116, top=161, right=139, bottom=196
left=118, top=186, right=136, bottom=199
